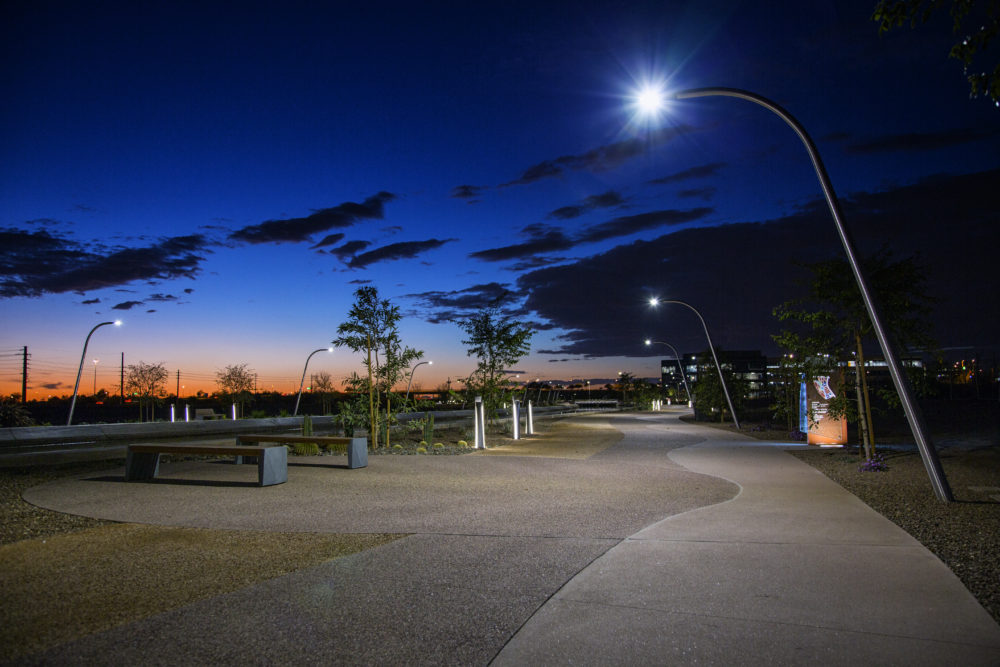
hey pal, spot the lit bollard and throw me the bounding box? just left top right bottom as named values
left=231, top=403, right=237, bottom=420
left=184, top=404, right=190, bottom=422
left=170, top=403, right=176, bottom=422
left=474, top=396, right=487, bottom=449
left=512, top=401, right=520, bottom=440
left=526, top=400, right=534, bottom=435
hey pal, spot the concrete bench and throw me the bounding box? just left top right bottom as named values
left=194, top=409, right=225, bottom=420
left=125, top=443, right=287, bottom=486
left=236, top=434, right=368, bottom=469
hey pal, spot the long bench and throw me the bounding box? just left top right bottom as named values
left=125, top=443, right=287, bottom=486
left=235, top=434, right=368, bottom=469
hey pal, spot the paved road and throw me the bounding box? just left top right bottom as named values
left=17, top=411, right=1000, bottom=665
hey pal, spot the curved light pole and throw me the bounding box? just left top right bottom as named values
left=294, top=347, right=333, bottom=417
left=645, top=339, right=692, bottom=404
left=405, top=360, right=432, bottom=403
left=649, top=298, right=739, bottom=429
left=67, top=320, right=121, bottom=425
left=650, top=86, right=951, bottom=501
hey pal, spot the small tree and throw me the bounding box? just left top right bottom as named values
left=126, top=361, right=168, bottom=422
left=334, top=286, right=422, bottom=449
left=216, top=363, right=255, bottom=418
left=460, top=299, right=533, bottom=428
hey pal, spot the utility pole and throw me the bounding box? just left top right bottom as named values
left=21, top=346, right=28, bottom=403
left=120, top=352, right=125, bottom=403
left=176, top=369, right=180, bottom=398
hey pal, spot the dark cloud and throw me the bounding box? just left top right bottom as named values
left=646, top=162, right=726, bottom=185
left=469, top=229, right=574, bottom=262
left=183, top=288, right=194, bottom=294
left=470, top=207, right=712, bottom=263
left=547, top=190, right=626, bottom=220
left=146, top=293, right=178, bottom=302
left=576, top=208, right=712, bottom=244
left=329, top=240, right=372, bottom=259
left=229, top=192, right=395, bottom=244
left=347, top=238, right=454, bottom=269
left=517, top=168, right=999, bottom=359
left=451, top=185, right=485, bottom=200
left=845, top=129, right=996, bottom=154
left=408, top=282, right=514, bottom=324
left=82, top=298, right=100, bottom=304
left=501, top=125, right=692, bottom=187
left=310, top=233, right=345, bottom=249
left=678, top=187, right=717, bottom=201
left=0, top=229, right=207, bottom=298
left=112, top=300, right=144, bottom=310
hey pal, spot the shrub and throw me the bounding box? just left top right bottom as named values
left=416, top=446, right=427, bottom=454
left=432, top=442, right=444, bottom=449
left=392, top=444, right=403, bottom=451
left=457, top=440, right=468, bottom=448
left=419, top=440, right=428, bottom=447
left=859, top=453, right=889, bottom=472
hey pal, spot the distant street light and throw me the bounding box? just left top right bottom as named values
left=294, top=348, right=333, bottom=417
left=635, top=84, right=952, bottom=501
left=92, top=359, right=99, bottom=395
left=648, top=298, right=739, bottom=429
left=67, top=320, right=121, bottom=425
left=405, top=360, right=433, bottom=403
left=645, top=339, right=692, bottom=404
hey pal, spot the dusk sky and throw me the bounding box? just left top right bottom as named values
left=2, top=1, right=998, bottom=398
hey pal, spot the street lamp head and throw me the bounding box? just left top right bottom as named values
left=644, top=339, right=652, bottom=346
left=649, top=297, right=659, bottom=306
left=635, top=83, right=667, bottom=117
left=113, top=320, right=122, bottom=326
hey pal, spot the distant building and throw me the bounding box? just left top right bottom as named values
left=661, top=350, right=769, bottom=400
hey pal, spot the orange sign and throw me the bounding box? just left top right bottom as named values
left=805, top=375, right=847, bottom=445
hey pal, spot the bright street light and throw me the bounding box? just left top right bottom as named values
left=649, top=298, right=738, bottom=428
left=645, top=339, right=691, bottom=404
left=67, top=320, right=121, bottom=425
left=405, top=360, right=432, bottom=403
left=294, top=347, right=333, bottom=417
left=636, top=85, right=952, bottom=501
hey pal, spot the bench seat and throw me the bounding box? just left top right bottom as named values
left=236, top=434, right=367, bottom=469
left=126, top=443, right=287, bottom=486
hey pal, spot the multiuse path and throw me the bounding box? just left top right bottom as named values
left=18, top=411, right=1000, bottom=665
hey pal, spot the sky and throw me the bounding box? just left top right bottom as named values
left=2, top=0, right=998, bottom=398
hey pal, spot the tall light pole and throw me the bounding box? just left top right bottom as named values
left=645, top=339, right=692, bottom=404
left=92, top=359, right=99, bottom=395
left=405, top=360, right=432, bottom=403
left=638, top=85, right=952, bottom=501
left=649, top=298, right=738, bottom=428
left=294, top=347, right=332, bottom=417
left=67, top=320, right=121, bottom=425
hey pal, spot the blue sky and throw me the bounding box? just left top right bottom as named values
left=2, top=1, right=998, bottom=397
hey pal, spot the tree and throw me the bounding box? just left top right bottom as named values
left=126, top=361, right=168, bottom=422
left=691, top=352, right=747, bottom=423
left=460, top=299, right=533, bottom=428
left=311, top=370, right=336, bottom=415
left=873, top=0, right=1000, bottom=105
left=334, top=286, right=422, bottom=449
left=773, top=249, right=937, bottom=458
left=216, top=363, right=255, bottom=418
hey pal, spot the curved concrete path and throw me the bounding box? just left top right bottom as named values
left=16, top=411, right=1000, bottom=665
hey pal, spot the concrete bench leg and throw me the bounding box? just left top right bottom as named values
left=347, top=437, right=368, bottom=469
left=126, top=451, right=160, bottom=481
left=258, top=446, right=288, bottom=486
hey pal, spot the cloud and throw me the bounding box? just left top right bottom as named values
left=310, top=233, right=345, bottom=249
left=646, top=162, right=726, bottom=185
left=547, top=190, right=626, bottom=220
left=469, top=229, right=575, bottom=262
left=408, top=282, right=515, bottom=323
left=329, top=240, right=372, bottom=259
left=228, top=192, right=395, bottom=244
left=576, top=208, right=713, bottom=244
left=0, top=229, right=208, bottom=298
left=82, top=298, right=100, bottom=305
left=452, top=184, right=485, bottom=200
left=470, top=206, right=712, bottom=263
left=112, top=300, right=144, bottom=310
left=346, top=238, right=455, bottom=269
left=514, top=168, right=999, bottom=359
left=501, top=125, right=692, bottom=187
left=146, top=293, right=178, bottom=302
left=678, top=187, right=717, bottom=201
left=845, top=129, right=997, bottom=154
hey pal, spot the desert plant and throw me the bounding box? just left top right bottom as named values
left=293, top=442, right=320, bottom=456
left=416, top=446, right=427, bottom=454
left=302, top=415, right=313, bottom=436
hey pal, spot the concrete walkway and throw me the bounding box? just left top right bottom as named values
left=16, top=411, right=1000, bottom=665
